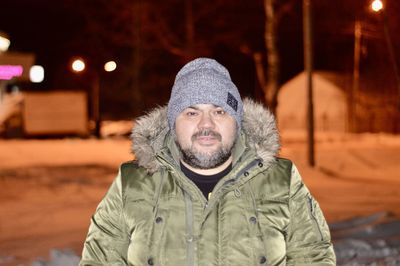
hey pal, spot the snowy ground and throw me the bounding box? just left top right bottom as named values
left=0, top=131, right=400, bottom=265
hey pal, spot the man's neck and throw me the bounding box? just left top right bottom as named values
left=180, top=156, right=233, bottom=176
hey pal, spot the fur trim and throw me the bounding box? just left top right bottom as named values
left=131, top=106, right=169, bottom=173
left=131, top=98, right=280, bottom=173
left=241, top=98, right=280, bottom=165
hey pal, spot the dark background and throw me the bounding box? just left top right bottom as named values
left=1, top=0, right=399, bottom=120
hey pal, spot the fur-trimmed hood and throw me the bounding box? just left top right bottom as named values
left=131, top=98, right=280, bottom=173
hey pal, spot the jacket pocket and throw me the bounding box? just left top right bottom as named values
left=255, top=198, right=289, bottom=265
left=148, top=208, right=169, bottom=265
left=248, top=213, right=269, bottom=266
left=127, top=201, right=169, bottom=266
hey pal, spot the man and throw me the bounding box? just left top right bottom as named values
left=81, top=58, right=336, bottom=265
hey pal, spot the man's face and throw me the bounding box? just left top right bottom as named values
left=174, top=104, right=237, bottom=169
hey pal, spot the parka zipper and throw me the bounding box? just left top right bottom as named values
left=307, top=196, right=324, bottom=241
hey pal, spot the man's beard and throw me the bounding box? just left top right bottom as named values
left=175, top=129, right=235, bottom=169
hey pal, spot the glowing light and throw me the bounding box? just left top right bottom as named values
left=72, top=59, right=85, bottom=72
left=104, top=61, right=117, bottom=72
left=30, top=65, right=45, bottom=83
left=0, top=65, right=23, bottom=80
left=371, top=0, right=383, bottom=12
left=0, top=32, right=10, bottom=52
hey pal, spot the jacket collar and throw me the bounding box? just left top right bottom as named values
left=131, top=98, right=280, bottom=174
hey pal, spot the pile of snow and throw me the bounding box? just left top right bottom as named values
left=100, top=120, right=133, bottom=138
left=31, top=249, right=80, bottom=266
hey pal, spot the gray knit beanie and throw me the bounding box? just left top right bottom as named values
left=167, top=58, right=243, bottom=130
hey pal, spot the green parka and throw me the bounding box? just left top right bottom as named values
left=80, top=99, right=336, bottom=265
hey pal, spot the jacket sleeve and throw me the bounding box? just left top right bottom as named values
left=285, top=163, right=336, bottom=265
left=80, top=169, right=129, bottom=265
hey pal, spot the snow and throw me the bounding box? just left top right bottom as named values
left=277, top=71, right=347, bottom=133
left=280, top=132, right=400, bottom=221
left=0, top=128, right=400, bottom=265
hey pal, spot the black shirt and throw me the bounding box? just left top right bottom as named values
left=180, top=162, right=232, bottom=200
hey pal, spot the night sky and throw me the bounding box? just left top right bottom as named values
left=1, top=1, right=84, bottom=95
left=1, top=0, right=399, bottom=118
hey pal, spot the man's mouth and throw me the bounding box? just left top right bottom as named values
left=192, top=130, right=221, bottom=144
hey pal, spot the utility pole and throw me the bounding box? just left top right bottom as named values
left=0, top=31, right=11, bottom=104
left=92, top=72, right=100, bottom=138
left=303, top=0, right=315, bottom=167
left=381, top=8, right=400, bottom=110
left=351, top=20, right=362, bottom=132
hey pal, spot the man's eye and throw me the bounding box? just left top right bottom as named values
left=186, top=111, right=198, bottom=116
left=215, top=110, right=225, bottom=115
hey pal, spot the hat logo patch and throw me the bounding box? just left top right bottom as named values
left=227, top=92, right=238, bottom=112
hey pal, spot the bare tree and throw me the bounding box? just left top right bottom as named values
left=145, top=0, right=243, bottom=62
left=64, top=0, right=266, bottom=115
left=242, top=0, right=295, bottom=114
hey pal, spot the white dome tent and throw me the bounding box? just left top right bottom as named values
left=277, top=71, right=348, bottom=138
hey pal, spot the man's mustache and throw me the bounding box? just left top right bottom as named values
left=191, top=129, right=222, bottom=141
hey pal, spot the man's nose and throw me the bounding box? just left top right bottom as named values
left=198, top=113, right=215, bottom=129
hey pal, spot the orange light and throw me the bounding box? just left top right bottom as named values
left=0, top=32, right=10, bottom=52
left=71, top=58, right=85, bottom=72
left=104, top=61, right=117, bottom=72
left=371, top=0, right=383, bottom=12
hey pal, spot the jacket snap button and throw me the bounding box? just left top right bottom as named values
left=147, top=258, right=154, bottom=265
left=259, top=256, right=267, bottom=264
left=155, top=217, right=163, bottom=223
left=258, top=162, right=263, bottom=167
left=234, top=188, right=241, bottom=197
left=244, top=171, right=249, bottom=177
left=249, top=216, right=257, bottom=223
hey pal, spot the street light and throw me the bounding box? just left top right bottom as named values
left=70, top=57, right=117, bottom=138
left=370, top=0, right=400, bottom=110
left=104, top=61, right=117, bottom=72
left=29, top=65, right=45, bottom=83
left=351, top=0, right=399, bottom=132
left=71, top=58, right=85, bottom=72
left=371, top=0, right=383, bottom=12
left=0, top=31, right=10, bottom=53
